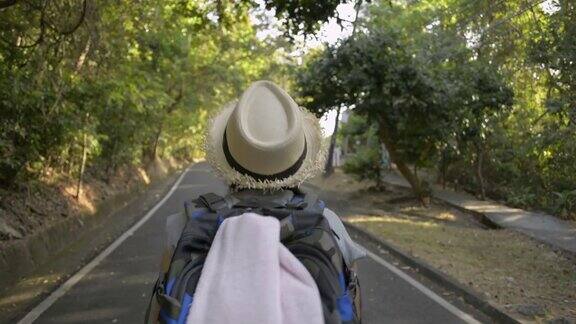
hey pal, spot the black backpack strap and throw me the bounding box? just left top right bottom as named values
left=279, top=215, right=296, bottom=240
left=234, top=198, right=286, bottom=210
left=155, top=286, right=182, bottom=319
left=193, top=193, right=228, bottom=212
left=292, top=187, right=321, bottom=212
left=285, top=195, right=308, bottom=209
left=144, top=278, right=162, bottom=324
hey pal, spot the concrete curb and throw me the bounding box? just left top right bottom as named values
left=0, top=214, right=87, bottom=284
left=383, top=177, right=576, bottom=258
left=345, top=221, right=520, bottom=324
left=0, top=168, right=182, bottom=289
left=430, top=197, right=503, bottom=230
left=383, top=180, right=503, bottom=230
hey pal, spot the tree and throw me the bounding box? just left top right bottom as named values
left=300, top=31, right=446, bottom=202
left=299, top=0, right=516, bottom=204
left=263, top=0, right=366, bottom=37
left=295, top=0, right=364, bottom=175
left=0, top=0, right=287, bottom=186
left=297, top=46, right=356, bottom=175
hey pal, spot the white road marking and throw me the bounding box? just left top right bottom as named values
left=363, top=248, right=482, bottom=324
left=18, top=162, right=480, bottom=324
left=17, top=169, right=190, bottom=324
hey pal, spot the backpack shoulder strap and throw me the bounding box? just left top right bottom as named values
left=292, top=186, right=322, bottom=212
left=166, top=212, right=187, bottom=248
left=193, top=193, right=228, bottom=212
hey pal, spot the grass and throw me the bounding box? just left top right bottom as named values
left=349, top=213, right=576, bottom=322
left=312, top=169, right=576, bottom=321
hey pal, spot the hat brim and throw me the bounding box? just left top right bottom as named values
left=205, top=101, right=327, bottom=190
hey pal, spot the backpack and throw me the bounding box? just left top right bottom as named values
left=145, top=189, right=361, bottom=324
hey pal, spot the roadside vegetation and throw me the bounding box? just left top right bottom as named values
left=0, top=1, right=288, bottom=189
left=1, top=0, right=575, bottom=321
left=2, top=1, right=575, bottom=236
left=299, top=0, right=576, bottom=220
left=0, top=0, right=304, bottom=239
left=312, top=170, right=576, bottom=322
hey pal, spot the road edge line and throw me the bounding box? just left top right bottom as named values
left=346, top=222, right=520, bottom=324
left=364, top=249, right=481, bottom=324
left=17, top=168, right=190, bottom=324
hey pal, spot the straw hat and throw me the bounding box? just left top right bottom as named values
left=205, top=80, right=327, bottom=189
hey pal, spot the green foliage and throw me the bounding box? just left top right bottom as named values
left=299, top=11, right=513, bottom=200
left=552, top=190, right=576, bottom=219
left=300, top=30, right=441, bottom=164
left=0, top=0, right=289, bottom=186
left=529, top=0, right=575, bottom=122
left=302, top=0, right=576, bottom=217
left=343, top=146, right=384, bottom=188
left=2, top=0, right=575, bottom=220
left=297, top=46, right=354, bottom=117
left=340, top=114, right=386, bottom=189
left=263, top=0, right=362, bottom=37
left=383, top=0, right=575, bottom=218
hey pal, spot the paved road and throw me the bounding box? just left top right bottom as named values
left=20, top=163, right=488, bottom=324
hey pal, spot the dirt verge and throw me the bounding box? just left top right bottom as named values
left=0, top=159, right=185, bottom=323
left=311, top=170, right=576, bottom=323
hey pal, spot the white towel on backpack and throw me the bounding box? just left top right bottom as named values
left=186, top=212, right=324, bottom=324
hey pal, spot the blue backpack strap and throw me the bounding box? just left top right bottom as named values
left=287, top=193, right=307, bottom=209
left=184, top=200, right=209, bottom=220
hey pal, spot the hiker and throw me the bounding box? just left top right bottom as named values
left=146, top=80, right=366, bottom=324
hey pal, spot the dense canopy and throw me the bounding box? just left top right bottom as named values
left=1, top=0, right=575, bottom=219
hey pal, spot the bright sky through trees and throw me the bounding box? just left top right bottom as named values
left=251, top=0, right=357, bottom=136
left=297, top=0, right=576, bottom=217
left=297, top=0, right=560, bottom=136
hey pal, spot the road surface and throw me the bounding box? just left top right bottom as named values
left=18, top=162, right=489, bottom=324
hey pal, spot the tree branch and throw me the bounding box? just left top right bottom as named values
left=18, top=5, right=47, bottom=48
left=58, top=0, right=88, bottom=35
left=166, top=86, right=184, bottom=114
left=0, top=0, right=18, bottom=10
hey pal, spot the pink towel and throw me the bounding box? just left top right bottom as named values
left=186, top=213, right=324, bottom=324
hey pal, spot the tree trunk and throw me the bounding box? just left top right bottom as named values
left=378, top=118, right=430, bottom=204
left=152, top=125, right=162, bottom=159
left=440, top=154, right=447, bottom=190
left=324, top=106, right=342, bottom=176
left=143, top=88, right=182, bottom=163
left=75, top=133, right=88, bottom=199
left=0, top=0, right=18, bottom=10
left=351, top=0, right=362, bottom=36
left=476, top=142, right=486, bottom=200
left=74, top=37, right=91, bottom=73
left=106, top=137, right=118, bottom=183
left=144, top=123, right=163, bottom=163
left=375, top=156, right=384, bottom=191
